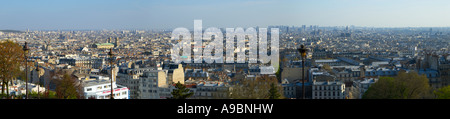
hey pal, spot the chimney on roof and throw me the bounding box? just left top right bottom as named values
left=360, top=65, right=365, bottom=78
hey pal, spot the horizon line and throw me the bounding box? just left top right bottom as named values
left=4, top=26, right=450, bottom=32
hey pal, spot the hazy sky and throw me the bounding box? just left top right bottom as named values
left=1, top=0, right=450, bottom=30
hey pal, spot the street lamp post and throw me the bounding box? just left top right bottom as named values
left=23, top=42, right=30, bottom=99
left=36, top=64, right=40, bottom=99
left=108, top=48, right=115, bottom=99
left=298, top=45, right=307, bottom=99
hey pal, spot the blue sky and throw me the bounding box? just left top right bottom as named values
left=1, top=0, right=450, bottom=30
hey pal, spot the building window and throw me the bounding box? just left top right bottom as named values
left=87, top=88, right=92, bottom=91
left=97, top=86, right=102, bottom=90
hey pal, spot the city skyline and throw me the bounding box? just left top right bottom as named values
left=1, top=0, right=450, bottom=30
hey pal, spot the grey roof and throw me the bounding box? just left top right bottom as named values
left=83, top=79, right=112, bottom=87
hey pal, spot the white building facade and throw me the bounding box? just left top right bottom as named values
left=312, top=81, right=345, bottom=99
left=83, top=79, right=129, bottom=99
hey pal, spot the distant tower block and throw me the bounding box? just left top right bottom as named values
left=108, top=37, right=112, bottom=43
left=115, top=37, right=119, bottom=47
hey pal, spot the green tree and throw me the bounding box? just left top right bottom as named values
left=169, top=81, right=194, bottom=99
left=362, top=77, right=397, bottom=99
left=434, top=85, right=450, bottom=99
left=231, top=75, right=283, bottom=99
left=54, top=73, right=82, bottom=99
left=29, top=91, right=43, bottom=99
left=275, top=66, right=281, bottom=81
left=363, top=71, right=431, bottom=99
left=269, top=83, right=281, bottom=99
left=46, top=91, right=57, bottom=99
left=0, top=40, right=25, bottom=99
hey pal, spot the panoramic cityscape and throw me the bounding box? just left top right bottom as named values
left=1, top=0, right=450, bottom=100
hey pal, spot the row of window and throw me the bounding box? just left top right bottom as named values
left=284, top=87, right=294, bottom=91
left=142, top=90, right=158, bottom=93
left=338, top=73, right=360, bottom=77
left=314, top=91, right=341, bottom=97
left=86, top=85, right=112, bottom=91
left=96, top=91, right=127, bottom=99
left=197, top=87, right=227, bottom=91
left=142, top=79, right=157, bottom=82
left=159, top=88, right=171, bottom=92
left=196, top=92, right=227, bottom=97
left=142, top=84, right=157, bottom=88
left=313, top=97, right=344, bottom=99
left=126, top=69, right=152, bottom=75
left=313, top=85, right=342, bottom=91
left=365, top=71, right=397, bottom=76
left=284, top=91, right=294, bottom=95
left=127, top=81, right=139, bottom=84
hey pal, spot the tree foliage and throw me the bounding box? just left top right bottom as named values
left=53, top=73, right=82, bottom=99
left=434, top=85, right=450, bottom=99
left=275, top=66, right=281, bottom=81
left=231, top=75, right=284, bottom=99
left=0, top=40, right=25, bottom=98
left=170, top=81, right=194, bottom=99
left=269, top=83, right=281, bottom=99
left=363, top=71, right=431, bottom=99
